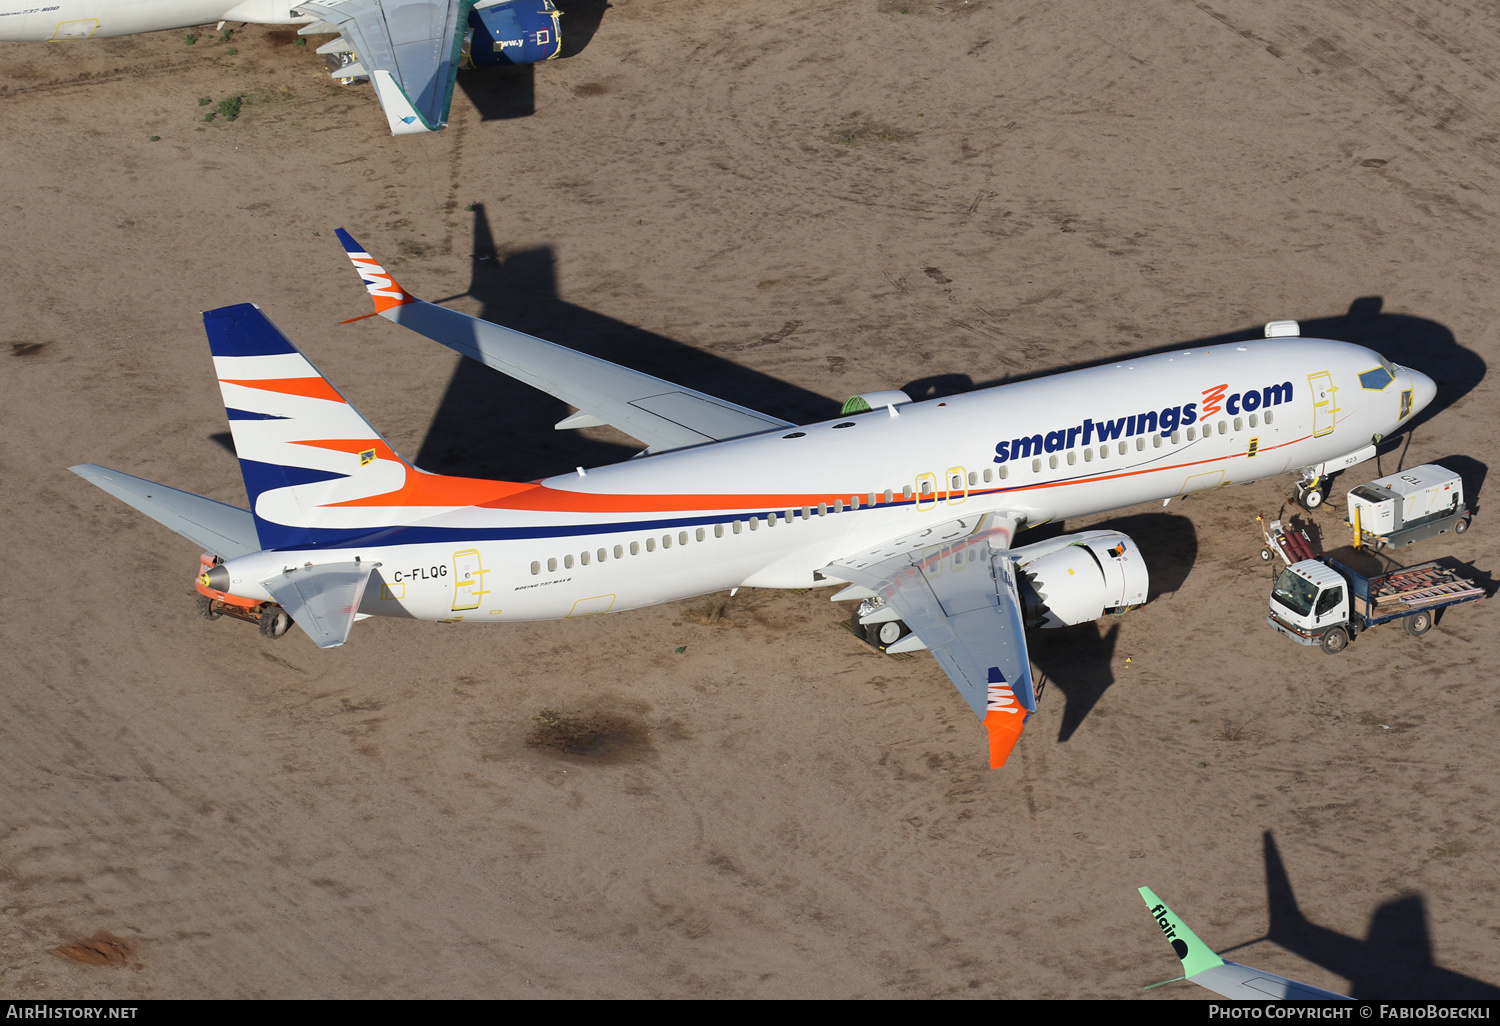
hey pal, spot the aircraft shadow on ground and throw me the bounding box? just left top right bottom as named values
left=905, top=297, right=1483, bottom=443
left=1216, top=832, right=1500, bottom=1000
left=1023, top=512, right=1198, bottom=743
left=456, top=64, right=535, bottom=121
left=414, top=205, right=839, bottom=480
left=554, top=0, right=612, bottom=59
left=454, top=1, right=612, bottom=120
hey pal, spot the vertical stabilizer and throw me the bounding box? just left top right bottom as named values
left=204, top=303, right=416, bottom=548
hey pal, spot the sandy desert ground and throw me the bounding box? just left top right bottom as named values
left=2, top=0, right=1499, bottom=1000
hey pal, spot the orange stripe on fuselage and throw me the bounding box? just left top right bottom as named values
left=310, top=426, right=1322, bottom=515
left=221, top=376, right=345, bottom=403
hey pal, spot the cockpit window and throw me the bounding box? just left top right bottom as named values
left=1359, top=366, right=1395, bottom=390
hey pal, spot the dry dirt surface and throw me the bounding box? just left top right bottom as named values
left=2, top=0, right=1499, bottom=1000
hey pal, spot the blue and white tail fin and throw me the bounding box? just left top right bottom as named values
left=205, top=303, right=417, bottom=550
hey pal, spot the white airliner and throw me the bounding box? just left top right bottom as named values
left=70, top=229, right=1437, bottom=767
left=0, top=0, right=562, bottom=134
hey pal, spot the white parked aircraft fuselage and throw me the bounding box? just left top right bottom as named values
left=0, top=1, right=306, bottom=41
left=209, top=337, right=1433, bottom=625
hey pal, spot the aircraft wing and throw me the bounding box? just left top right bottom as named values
left=294, top=0, right=472, bottom=135
left=69, top=464, right=261, bottom=559
left=260, top=562, right=378, bottom=648
left=335, top=229, right=797, bottom=453
left=1139, top=887, right=1352, bottom=1000
left=825, top=514, right=1036, bottom=768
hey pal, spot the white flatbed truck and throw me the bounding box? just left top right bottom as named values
left=1267, top=557, right=1485, bottom=654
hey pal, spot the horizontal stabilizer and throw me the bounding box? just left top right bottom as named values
left=261, top=561, right=377, bottom=648
left=69, top=464, right=260, bottom=558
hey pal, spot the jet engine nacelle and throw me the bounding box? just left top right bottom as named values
left=1012, top=530, right=1149, bottom=628
left=465, top=0, right=563, bottom=67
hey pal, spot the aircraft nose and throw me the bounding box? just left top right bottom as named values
left=1406, top=367, right=1437, bottom=414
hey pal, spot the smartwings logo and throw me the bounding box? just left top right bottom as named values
left=993, top=380, right=1293, bottom=464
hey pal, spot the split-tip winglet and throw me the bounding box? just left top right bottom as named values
left=1138, top=886, right=1226, bottom=979
left=335, top=228, right=416, bottom=315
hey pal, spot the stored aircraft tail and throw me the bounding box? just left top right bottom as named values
left=206, top=302, right=425, bottom=549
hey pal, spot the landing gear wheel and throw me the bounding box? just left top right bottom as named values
left=196, top=593, right=222, bottom=620
left=869, top=618, right=907, bottom=650
left=1297, top=482, right=1327, bottom=512
left=1403, top=610, right=1434, bottom=636
left=258, top=606, right=292, bottom=639
left=1320, top=626, right=1349, bottom=655
left=1455, top=515, right=1471, bottom=535
left=1259, top=547, right=1274, bottom=563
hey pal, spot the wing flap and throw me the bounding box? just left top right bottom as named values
left=69, top=464, right=260, bottom=559
left=260, top=561, right=377, bottom=648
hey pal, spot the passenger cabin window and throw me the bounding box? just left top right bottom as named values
left=548, top=557, right=558, bottom=572
left=1264, top=410, right=1274, bottom=424
left=983, top=468, right=993, bottom=483
left=1031, top=458, right=1041, bottom=472
left=1049, top=454, right=1059, bottom=469
left=1249, top=413, right=1258, bottom=428
left=531, top=561, right=541, bottom=575
left=998, top=466, right=1008, bottom=479
left=1234, top=417, right=1243, bottom=432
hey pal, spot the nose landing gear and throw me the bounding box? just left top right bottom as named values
left=1295, top=475, right=1328, bottom=512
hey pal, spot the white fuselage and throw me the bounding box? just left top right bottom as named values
left=0, top=1, right=307, bottom=40
left=210, top=337, right=1434, bottom=626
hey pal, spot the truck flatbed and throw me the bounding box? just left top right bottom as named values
left=1350, top=560, right=1485, bottom=625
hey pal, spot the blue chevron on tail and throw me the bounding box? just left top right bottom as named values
left=203, top=303, right=417, bottom=549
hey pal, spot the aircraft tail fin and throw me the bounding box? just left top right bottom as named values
left=204, top=303, right=420, bottom=549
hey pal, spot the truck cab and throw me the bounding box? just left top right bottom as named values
left=1268, top=560, right=1349, bottom=645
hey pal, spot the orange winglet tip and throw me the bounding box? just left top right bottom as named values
left=984, top=709, right=1026, bottom=769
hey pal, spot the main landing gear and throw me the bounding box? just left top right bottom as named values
left=850, top=604, right=911, bottom=652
